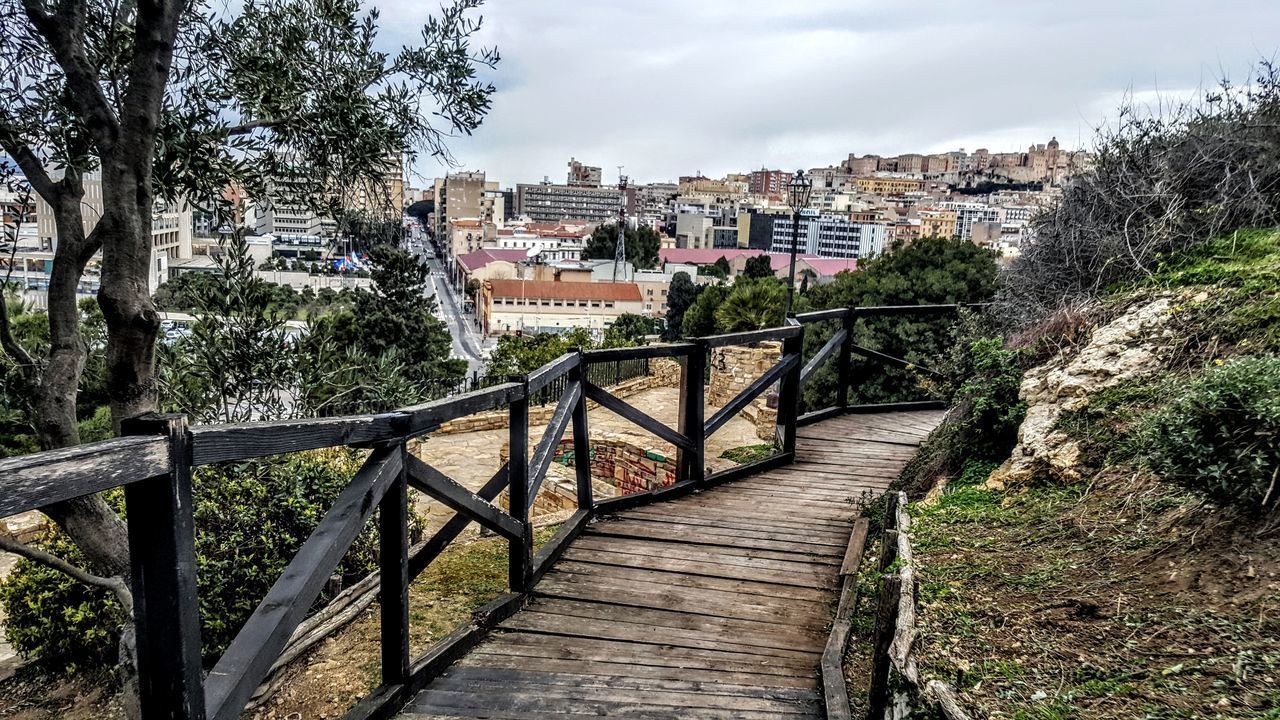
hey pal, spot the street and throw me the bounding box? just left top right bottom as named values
left=419, top=248, right=488, bottom=377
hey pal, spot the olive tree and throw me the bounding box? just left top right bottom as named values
left=0, top=0, right=497, bottom=704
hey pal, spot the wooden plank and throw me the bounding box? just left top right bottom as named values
left=582, top=380, right=693, bottom=451
left=526, top=380, right=580, bottom=499
left=839, top=518, right=871, bottom=578
left=704, top=353, right=797, bottom=437
left=408, top=682, right=818, bottom=718
left=424, top=668, right=821, bottom=712
left=560, top=545, right=833, bottom=589
left=523, top=597, right=827, bottom=650
left=621, top=506, right=850, bottom=538
left=851, top=303, right=969, bottom=318
left=379, top=460, right=410, bottom=686
left=569, top=357, right=593, bottom=510
left=120, top=415, right=205, bottom=720
left=407, top=464, right=509, bottom=581
left=404, top=456, right=522, bottom=542
left=205, top=446, right=401, bottom=720
left=507, top=389, right=532, bottom=592
left=586, top=520, right=849, bottom=556
left=583, top=342, right=697, bottom=363
left=431, top=666, right=821, bottom=701
left=455, top=652, right=819, bottom=690
left=534, top=576, right=829, bottom=629
left=550, top=559, right=834, bottom=603
left=498, top=611, right=820, bottom=661
left=477, top=631, right=818, bottom=676
left=794, top=307, right=848, bottom=323
left=648, top=496, right=857, bottom=525
left=0, top=435, right=170, bottom=516
left=402, top=383, right=524, bottom=436
left=822, top=620, right=853, bottom=720
left=524, top=352, right=578, bottom=395
left=702, top=324, right=802, bottom=348
left=596, top=515, right=849, bottom=548
left=191, top=413, right=407, bottom=466
left=567, top=534, right=841, bottom=571
left=798, top=406, right=843, bottom=426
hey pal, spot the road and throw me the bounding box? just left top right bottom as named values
left=420, top=249, right=487, bottom=377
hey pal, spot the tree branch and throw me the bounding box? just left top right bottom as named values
left=20, top=0, right=121, bottom=151
left=0, top=130, right=58, bottom=203
left=0, top=535, right=134, bottom=615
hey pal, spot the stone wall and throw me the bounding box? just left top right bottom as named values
left=553, top=433, right=679, bottom=495
left=497, top=432, right=678, bottom=515
left=708, top=342, right=781, bottom=442
left=437, top=356, right=684, bottom=434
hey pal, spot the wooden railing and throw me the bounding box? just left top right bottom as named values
left=0, top=303, right=977, bottom=720
left=792, top=303, right=985, bottom=425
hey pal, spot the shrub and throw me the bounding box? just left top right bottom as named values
left=1140, top=356, right=1280, bottom=516
left=999, top=62, right=1280, bottom=327
left=0, top=532, right=128, bottom=673
left=0, top=448, right=406, bottom=671
left=898, top=338, right=1029, bottom=496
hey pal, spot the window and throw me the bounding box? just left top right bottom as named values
left=604, top=302, right=614, bottom=309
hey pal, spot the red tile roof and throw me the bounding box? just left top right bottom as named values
left=488, top=279, right=642, bottom=302
left=801, top=257, right=859, bottom=276
left=456, top=249, right=530, bottom=271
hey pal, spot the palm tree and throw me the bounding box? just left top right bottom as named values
left=715, top=279, right=786, bottom=332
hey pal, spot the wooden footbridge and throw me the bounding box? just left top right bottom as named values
left=0, top=305, right=963, bottom=720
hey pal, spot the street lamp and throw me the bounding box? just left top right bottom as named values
left=784, top=169, right=812, bottom=318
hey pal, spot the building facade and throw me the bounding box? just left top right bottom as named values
left=482, top=279, right=644, bottom=335
left=515, top=182, right=631, bottom=224
left=771, top=214, right=886, bottom=259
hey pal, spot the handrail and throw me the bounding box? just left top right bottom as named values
left=0, top=300, right=985, bottom=720
left=0, top=435, right=170, bottom=516
left=701, top=324, right=802, bottom=348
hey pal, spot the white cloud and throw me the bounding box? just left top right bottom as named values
left=378, top=0, right=1280, bottom=188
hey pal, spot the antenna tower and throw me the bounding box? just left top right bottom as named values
left=613, top=168, right=628, bottom=282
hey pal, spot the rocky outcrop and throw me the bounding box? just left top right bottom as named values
left=989, top=296, right=1178, bottom=487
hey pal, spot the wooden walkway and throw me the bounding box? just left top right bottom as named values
left=398, top=410, right=943, bottom=719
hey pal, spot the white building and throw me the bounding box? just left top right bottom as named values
left=771, top=213, right=886, bottom=259
left=939, top=201, right=1001, bottom=240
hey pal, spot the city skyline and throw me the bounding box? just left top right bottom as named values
left=385, top=0, right=1280, bottom=187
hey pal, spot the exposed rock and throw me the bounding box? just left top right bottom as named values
left=989, top=296, right=1177, bottom=487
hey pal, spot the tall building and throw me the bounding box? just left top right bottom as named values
left=771, top=213, right=885, bottom=259
left=747, top=169, right=788, bottom=197
left=515, top=182, right=632, bottom=224
left=566, top=158, right=602, bottom=187
left=635, top=182, right=678, bottom=230
left=433, top=171, right=502, bottom=239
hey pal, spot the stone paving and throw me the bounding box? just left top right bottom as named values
left=413, top=386, right=766, bottom=532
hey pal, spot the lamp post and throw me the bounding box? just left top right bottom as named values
left=784, top=169, right=812, bottom=318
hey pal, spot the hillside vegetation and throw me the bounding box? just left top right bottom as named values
left=904, top=231, right=1280, bottom=719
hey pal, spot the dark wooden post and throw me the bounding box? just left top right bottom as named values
left=778, top=322, right=803, bottom=457
left=121, top=413, right=206, bottom=720
left=570, top=351, right=594, bottom=511
left=677, top=341, right=706, bottom=486
left=378, top=441, right=410, bottom=685
left=507, top=376, right=532, bottom=592
left=837, top=306, right=855, bottom=410
left=867, top=573, right=902, bottom=717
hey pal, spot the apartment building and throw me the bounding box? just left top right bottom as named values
left=852, top=177, right=927, bottom=195
left=939, top=201, right=1001, bottom=240
left=515, top=182, right=631, bottom=224
left=434, top=171, right=503, bottom=239
left=917, top=209, right=958, bottom=239
left=771, top=213, right=886, bottom=259
left=747, top=169, right=788, bottom=197
left=567, top=158, right=602, bottom=187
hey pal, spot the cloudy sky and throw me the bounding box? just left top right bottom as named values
left=381, top=0, right=1280, bottom=188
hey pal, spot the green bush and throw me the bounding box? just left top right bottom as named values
left=1140, top=356, right=1280, bottom=515
left=0, top=532, right=128, bottom=673
left=0, top=448, right=407, bottom=671
left=897, top=338, right=1028, bottom=496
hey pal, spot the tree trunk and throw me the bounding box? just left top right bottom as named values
left=32, top=183, right=133, bottom=577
